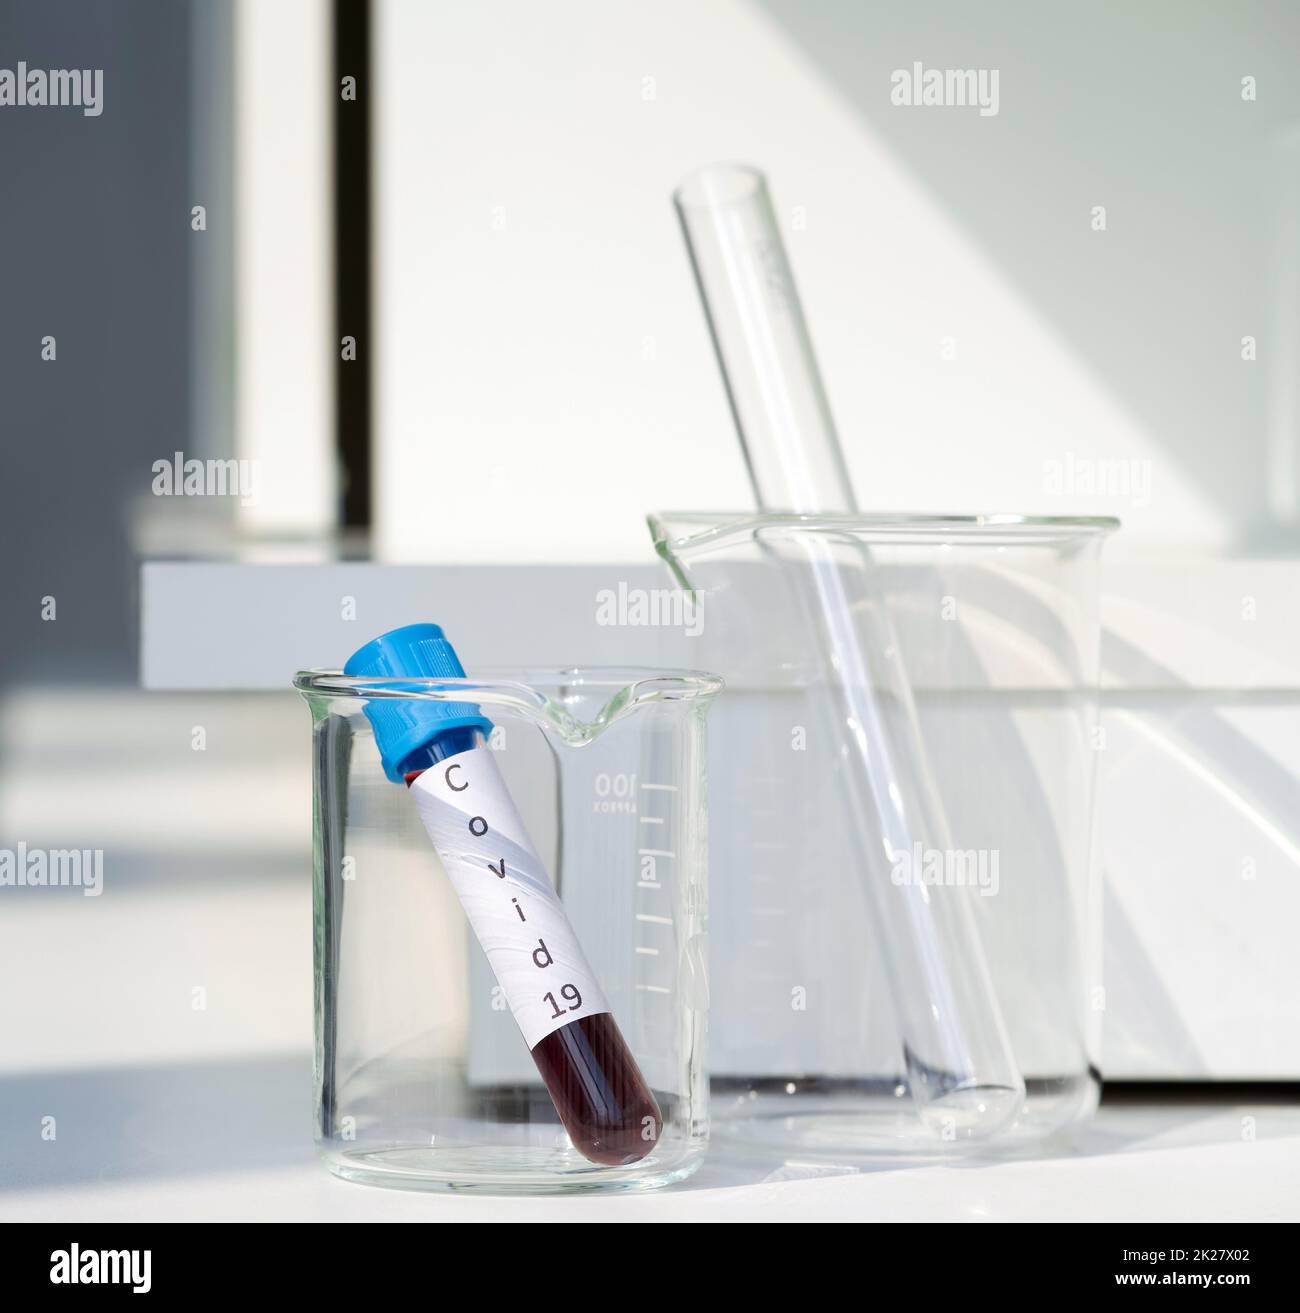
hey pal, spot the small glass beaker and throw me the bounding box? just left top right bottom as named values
left=650, top=511, right=1116, bottom=1155
left=293, top=667, right=720, bottom=1192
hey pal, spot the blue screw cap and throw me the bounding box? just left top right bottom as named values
left=344, top=623, right=493, bottom=782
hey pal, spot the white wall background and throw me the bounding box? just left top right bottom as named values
left=375, top=0, right=1300, bottom=563
left=234, top=0, right=333, bottom=536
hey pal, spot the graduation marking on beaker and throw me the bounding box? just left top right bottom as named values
left=633, top=782, right=677, bottom=996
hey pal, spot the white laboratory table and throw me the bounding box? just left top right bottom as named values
left=0, top=1076, right=1297, bottom=1218
left=0, top=1100, right=1296, bottom=1223
left=0, top=689, right=1295, bottom=1223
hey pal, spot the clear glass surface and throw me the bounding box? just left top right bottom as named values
left=293, top=668, right=720, bottom=1192
left=651, top=511, right=1117, bottom=1157
left=674, top=164, right=856, bottom=513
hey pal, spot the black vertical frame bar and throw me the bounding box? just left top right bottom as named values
left=334, top=0, right=372, bottom=531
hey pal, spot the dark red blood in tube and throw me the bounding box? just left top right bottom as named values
left=531, top=1012, right=662, bottom=1165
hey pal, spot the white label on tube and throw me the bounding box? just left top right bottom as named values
left=409, top=745, right=610, bottom=1050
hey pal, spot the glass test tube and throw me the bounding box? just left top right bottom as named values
left=675, top=165, right=1024, bottom=1136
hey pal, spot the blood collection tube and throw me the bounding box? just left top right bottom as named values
left=346, top=624, right=661, bottom=1166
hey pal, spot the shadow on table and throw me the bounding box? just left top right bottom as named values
left=2, top=1058, right=1294, bottom=1195
left=681, top=1088, right=1300, bottom=1191
left=0, top=1053, right=311, bottom=1192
